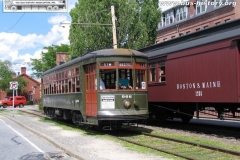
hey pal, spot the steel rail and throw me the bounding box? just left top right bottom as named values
left=117, top=136, right=197, bottom=160
left=141, top=132, right=240, bottom=156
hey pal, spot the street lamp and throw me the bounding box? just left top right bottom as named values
left=61, top=5, right=117, bottom=49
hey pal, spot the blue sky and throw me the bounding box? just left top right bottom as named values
left=0, top=0, right=174, bottom=76
left=0, top=0, right=76, bottom=76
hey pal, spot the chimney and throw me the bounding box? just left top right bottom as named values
left=21, top=67, right=26, bottom=74
left=56, top=52, right=69, bottom=66
left=12, top=72, right=16, bottom=78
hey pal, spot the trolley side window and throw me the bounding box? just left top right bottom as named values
left=135, top=63, right=147, bottom=90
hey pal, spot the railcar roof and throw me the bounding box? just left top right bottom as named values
left=41, top=48, right=147, bottom=76
left=139, top=19, right=240, bottom=58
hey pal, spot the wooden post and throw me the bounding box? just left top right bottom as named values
left=111, top=5, right=117, bottom=49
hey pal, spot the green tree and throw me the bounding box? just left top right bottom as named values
left=69, top=0, right=161, bottom=56
left=0, top=60, right=28, bottom=95
left=30, top=44, right=70, bottom=78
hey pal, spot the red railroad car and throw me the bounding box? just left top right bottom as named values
left=139, top=19, right=240, bottom=123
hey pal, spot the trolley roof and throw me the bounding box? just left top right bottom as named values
left=41, top=48, right=147, bottom=76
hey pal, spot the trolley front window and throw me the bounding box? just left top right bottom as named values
left=98, top=62, right=147, bottom=91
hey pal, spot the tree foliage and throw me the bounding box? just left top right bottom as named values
left=30, top=44, right=70, bottom=78
left=0, top=60, right=28, bottom=95
left=69, top=0, right=161, bottom=56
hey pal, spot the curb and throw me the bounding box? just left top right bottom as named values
left=1, top=113, right=85, bottom=160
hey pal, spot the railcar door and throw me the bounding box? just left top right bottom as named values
left=85, top=64, right=97, bottom=117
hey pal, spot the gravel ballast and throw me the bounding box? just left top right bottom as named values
left=4, top=112, right=170, bottom=160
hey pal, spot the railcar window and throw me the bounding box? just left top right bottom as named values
left=149, top=63, right=156, bottom=82
left=158, top=62, right=166, bottom=82
left=148, top=61, right=166, bottom=84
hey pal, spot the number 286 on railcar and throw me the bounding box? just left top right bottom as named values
left=41, top=48, right=148, bottom=130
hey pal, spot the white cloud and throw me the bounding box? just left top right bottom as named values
left=0, top=13, right=72, bottom=76
left=48, top=14, right=68, bottom=25
left=0, top=0, right=79, bottom=76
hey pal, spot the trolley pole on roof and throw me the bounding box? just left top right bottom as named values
left=111, top=5, right=117, bottom=49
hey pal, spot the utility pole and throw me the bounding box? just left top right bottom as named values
left=61, top=5, right=118, bottom=49
left=111, top=5, right=117, bottom=49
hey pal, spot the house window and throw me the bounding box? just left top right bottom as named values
left=196, top=0, right=207, bottom=14
left=176, top=6, right=187, bottom=22
left=204, top=26, right=208, bottom=29
left=179, top=33, right=184, bottom=36
left=165, top=10, right=174, bottom=26
left=215, top=22, right=221, bottom=25
left=225, top=19, right=230, bottom=22
left=171, top=36, right=176, bottom=39
left=163, top=38, right=167, bottom=41
left=186, top=31, right=191, bottom=34
left=196, top=28, right=200, bottom=31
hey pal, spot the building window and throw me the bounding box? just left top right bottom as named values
left=204, top=26, right=208, bottom=29
left=225, top=19, right=230, bottom=22
left=165, top=10, right=174, bottom=26
left=171, top=36, right=176, bottom=39
left=196, top=0, right=207, bottom=14
left=186, top=31, right=191, bottom=34
left=215, top=0, right=228, bottom=7
left=176, top=6, right=187, bottom=22
left=163, top=38, right=167, bottom=41
left=215, top=22, right=221, bottom=25
left=196, top=28, right=200, bottom=31
left=179, top=33, right=184, bottom=36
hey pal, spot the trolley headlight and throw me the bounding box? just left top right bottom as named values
left=123, top=100, right=131, bottom=109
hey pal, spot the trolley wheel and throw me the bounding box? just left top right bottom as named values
left=19, top=103, right=24, bottom=108
left=11, top=6, right=17, bottom=11
left=3, top=104, right=7, bottom=108
left=47, top=6, right=52, bottom=11
left=53, top=6, right=59, bottom=11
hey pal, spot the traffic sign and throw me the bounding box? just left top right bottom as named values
left=10, top=81, right=18, bottom=90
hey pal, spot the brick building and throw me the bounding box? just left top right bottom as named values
left=0, top=67, right=41, bottom=104
left=18, top=67, right=41, bottom=103
left=156, top=0, right=240, bottom=43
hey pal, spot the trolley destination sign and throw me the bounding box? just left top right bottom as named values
left=3, top=0, right=67, bottom=12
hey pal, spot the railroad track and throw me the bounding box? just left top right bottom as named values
left=149, top=120, right=240, bottom=140
left=114, top=128, right=240, bottom=160
left=17, top=109, right=240, bottom=160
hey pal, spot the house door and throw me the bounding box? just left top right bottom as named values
left=85, top=64, right=97, bottom=117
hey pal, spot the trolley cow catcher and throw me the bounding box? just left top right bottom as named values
left=41, top=49, right=149, bottom=130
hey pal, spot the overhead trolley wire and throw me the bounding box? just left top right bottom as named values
left=6, top=13, right=26, bottom=32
